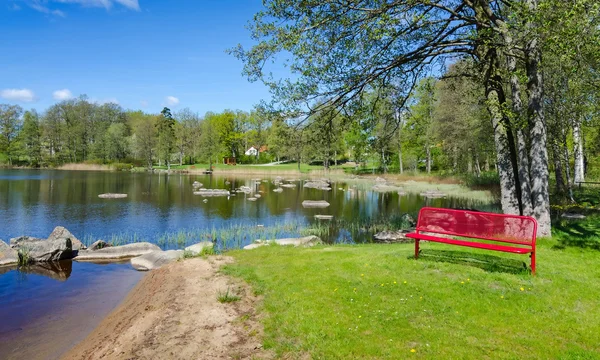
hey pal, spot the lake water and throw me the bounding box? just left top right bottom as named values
left=0, top=169, right=498, bottom=358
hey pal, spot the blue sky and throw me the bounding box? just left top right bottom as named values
left=0, top=0, right=274, bottom=114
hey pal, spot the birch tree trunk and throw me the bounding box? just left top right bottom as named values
left=573, top=118, right=585, bottom=184
left=526, top=0, right=552, bottom=236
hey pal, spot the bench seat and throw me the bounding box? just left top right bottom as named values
left=407, top=207, right=538, bottom=274
left=405, top=233, right=533, bottom=254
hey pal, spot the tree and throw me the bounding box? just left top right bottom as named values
left=232, top=0, right=590, bottom=236
left=104, top=123, right=129, bottom=161
left=18, top=110, right=42, bottom=166
left=156, top=107, right=176, bottom=170
left=0, top=104, right=23, bottom=165
left=174, top=108, right=201, bottom=165
left=130, top=111, right=157, bottom=170
left=199, top=113, right=222, bottom=170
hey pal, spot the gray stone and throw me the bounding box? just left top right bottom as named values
left=47, top=226, right=86, bottom=251
left=375, top=177, right=387, bottom=183
left=254, top=194, right=262, bottom=198
left=192, top=181, right=202, bottom=188
left=74, top=242, right=161, bottom=261
left=130, top=250, right=184, bottom=271
left=281, top=183, right=296, bottom=188
left=373, top=230, right=413, bottom=243
left=302, top=200, right=330, bottom=208
left=247, top=197, right=258, bottom=201
left=89, top=240, right=112, bottom=251
left=561, top=213, right=586, bottom=220
left=9, top=236, right=45, bottom=248
left=193, top=189, right=230, bottom=197
left=244, top=236, right=322, bottom=250
left=273, top=187, right=283, bottom=193
left=184, top=241, right=214, bottom=255
left=314, top=215, right=334, bottom=220
left=20, top=238, right=74, bottom=262
left=98, top=193, right=128, bottom=199
left=0, top=240, right=18, bottom=267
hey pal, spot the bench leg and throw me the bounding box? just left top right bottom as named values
left=414, top=239, right=420, bottom=259
left=531, top=251, right=536, bottom=275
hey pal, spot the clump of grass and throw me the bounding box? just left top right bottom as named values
left=17, top=247, right=32, bottom=266
left=217, top=287, right=241, bottom=303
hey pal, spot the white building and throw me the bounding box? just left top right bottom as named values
left=245, top=146, right=258, bottom=156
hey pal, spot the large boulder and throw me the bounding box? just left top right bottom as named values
left=0, top=240, right=18, bottom=267
left=9, top=236, right=45, bottom=248
left=184, top=241, right=214, bottom=256
left=75, top=242, right=161, bottom=261
left=130, top=250, right=184, bottom=271
left=243, top=236, right=322, bottom=250
left=47, top=226, right=86, bottom=251
left=19, top=238, right=74, bottom=262
left=98, top=193, right=128, bottom=199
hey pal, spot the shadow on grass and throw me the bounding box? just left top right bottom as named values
left=413, top=249, right=531, bottom=275
left=552, top=220, right=600, bottom=251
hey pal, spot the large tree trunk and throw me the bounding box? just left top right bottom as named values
left=525, top=0, right=552, bottom=237
left=506, top=35, right=534, bottom=216
left=573, top=117, right=585, bottom=184
left=425, top=145, right=431, bottom=174
left=551, top=141, right=565, bottom=195
left=487, top=87, right=521, bottom=215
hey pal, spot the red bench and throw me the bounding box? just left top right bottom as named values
left=406, top=207, right=538, bottom=274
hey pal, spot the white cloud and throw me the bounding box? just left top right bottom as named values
left=1, top=88, right=37, bottom=102
left=165, top=96, right=180, bottom=106
left=53, top=88, right=73, bottom=100
left=140, top=100, right=148, bottom=108
left=27, top=0, right=140, bottom=16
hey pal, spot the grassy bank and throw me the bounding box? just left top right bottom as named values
left=222, top=218, right=600, bottom=359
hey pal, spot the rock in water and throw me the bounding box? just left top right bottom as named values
left=273, top=188, right=284, bottom=193
left=20, top=238, right=74, bottom=262
left=314, top=215, right=334, bottom=220
left=0, top=240, right=18, bottom=266
left=243, top=236, right=322, bottom=250
left=47, top=226, right=87, bottom=250
left=74, top=242, right=161, bottom=261
left=130, top=250, right=184, bottom=271
left=561, top=213, right=586, bottom=220
left=302, top=200, right=330, bottom=208
left=184, top=241, right=214, bottom=255
left=89, top=240, right=112, bottom=251
left=193, top=189, right=230, bottom=197
left=304, top=180, right=331, bottom=191
left=98, top=193, right=128, bottom=199
left=247, top=197, right=258, bottom=201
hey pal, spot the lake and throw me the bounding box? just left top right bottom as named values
left=0, top=169, right=498, bottom=358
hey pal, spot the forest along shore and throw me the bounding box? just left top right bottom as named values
left=61, top=256, right=271, bottom=360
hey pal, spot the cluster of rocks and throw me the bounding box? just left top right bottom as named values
left=371, top=177, right=406, bottom=194
left=0, top=226, right=216, bottom=273
left=304, top=179, right=332, bottom=191
left=193, top=189, right=231, bottom=197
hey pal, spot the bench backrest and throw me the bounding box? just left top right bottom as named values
left=415, top=207, right=537, bottom=247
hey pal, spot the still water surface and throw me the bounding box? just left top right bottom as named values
left=0, top=169, right=498, bottom=358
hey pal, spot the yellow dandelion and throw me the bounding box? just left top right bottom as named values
left=403, top=281, right=407, bottom=284
left=381, top=283, right=384, bottom=287
left=460, top=281, right=465, bottom=284
left=520, top=287, right=525, bottom=291
left=410, top=349, right=416, bottom=353
left=467, top=278, right=470, bottom=282
left=500, top=295, right=504, bottom=299
left=334, top=288, right=338, bottom=292
left=394, top=281, right=397, bottom=284
left=361, top=274, right=364, bottom=277
left=359, top=315, right=362, bottom=318
left=420, top=296, right=423, bottom=300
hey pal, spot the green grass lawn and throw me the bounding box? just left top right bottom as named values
left=223, top=231, right=600, bottom=359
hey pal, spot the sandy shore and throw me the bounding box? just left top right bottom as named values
left=62, top=256, right=272, bottom=360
